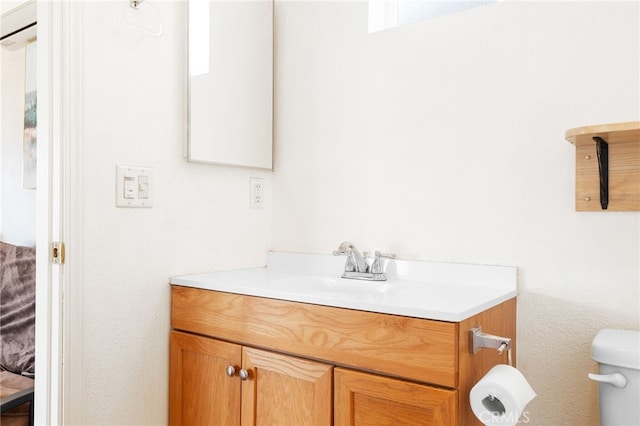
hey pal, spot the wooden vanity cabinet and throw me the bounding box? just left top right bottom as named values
left=170, top=285, right=516, bottom=426
left=170, top=331, right=332, bottom=426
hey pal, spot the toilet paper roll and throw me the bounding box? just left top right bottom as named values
left=470, top=364, right=536, bottom=426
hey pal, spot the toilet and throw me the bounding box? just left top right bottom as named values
left=589, top=329, right=640, bottom=425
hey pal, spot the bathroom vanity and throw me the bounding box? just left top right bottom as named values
left=169, top=253, right=517, bottom=426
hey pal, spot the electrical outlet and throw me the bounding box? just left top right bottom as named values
left=250, top=177, right=263, bottom=209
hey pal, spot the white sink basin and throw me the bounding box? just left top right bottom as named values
left=271, top=275, right=393, bottom=301
left=170, top=252, right=518, bottom=322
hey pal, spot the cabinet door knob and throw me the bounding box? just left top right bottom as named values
left=226, top=365, right=237, bottom=377
left=239, top=368, right=250, bottom=381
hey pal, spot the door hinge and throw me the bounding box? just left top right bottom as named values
left=52, top=242, right=65, bottom=265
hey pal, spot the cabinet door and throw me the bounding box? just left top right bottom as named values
left=169, top=331, right=241, bottom=426
left=241, top=347, right=332, bottom=426
left=334, top=368, right=458, bottom=426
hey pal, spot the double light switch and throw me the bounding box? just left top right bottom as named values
left=116, top=165, right=153, bottom=208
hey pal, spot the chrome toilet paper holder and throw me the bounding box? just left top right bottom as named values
left=469, top=326, right=512, bottom=355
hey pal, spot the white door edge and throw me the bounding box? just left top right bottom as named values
left=35, top=2, right=84, bottom=424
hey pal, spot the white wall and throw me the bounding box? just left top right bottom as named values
left=272, top=1, right=639, bottom=425
left=75, top=2, right=271, bottom=424
left=0, top=43, right=36, bottom=246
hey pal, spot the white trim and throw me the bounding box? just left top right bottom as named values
left=61, top=1, right=85, bottom=422
left=35, top=2, right=61, bottom=423
left=35, top=2, right=85, bottom=424
left=0, top=0, right=37, bottom=51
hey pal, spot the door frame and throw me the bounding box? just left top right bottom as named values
left=35, top=1, right=84, bottom=424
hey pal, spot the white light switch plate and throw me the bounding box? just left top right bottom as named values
left=116, top=165, right=153, bottom=208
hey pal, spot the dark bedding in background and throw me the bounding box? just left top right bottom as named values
left=0, top=242, right=36, bottom=376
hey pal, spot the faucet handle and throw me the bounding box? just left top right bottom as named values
left=371, top=251, right=396, bottom=275
left=333, top=249, right=356, bottom=272
left=377, top=252, right=396, bottom=259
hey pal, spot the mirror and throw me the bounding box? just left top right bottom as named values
left=368, top=0, right=496, bottom=33
left=188, top=0, right=273, bottom=169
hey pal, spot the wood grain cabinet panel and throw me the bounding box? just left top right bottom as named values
left=241, top=347, right=332, bottom=426
left=335, top=368, right=457, bottom=426
left=171, top=286, right=457, bottom=387
left=169, top=331, right=241, bottom=426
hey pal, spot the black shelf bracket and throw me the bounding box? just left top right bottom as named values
left=593, top=136, right=609, bottom=210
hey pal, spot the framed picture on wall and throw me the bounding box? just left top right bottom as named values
left=23, top=41, right=37, bottom=189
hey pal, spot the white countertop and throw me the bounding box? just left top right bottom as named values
left=170, top=252, right=518, bottom=322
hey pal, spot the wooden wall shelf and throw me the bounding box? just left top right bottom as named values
left=565, top=121, right=640, bottom=211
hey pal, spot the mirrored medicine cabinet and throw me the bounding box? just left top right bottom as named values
left=187, top=0, right=273, bottom=170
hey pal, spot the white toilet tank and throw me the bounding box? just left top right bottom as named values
left=589, top=329, right=640, bottom=426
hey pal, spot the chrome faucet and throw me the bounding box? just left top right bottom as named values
left=333, top=242, right=395, bottom=281
left=333, top=241, right=369, bottom=273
